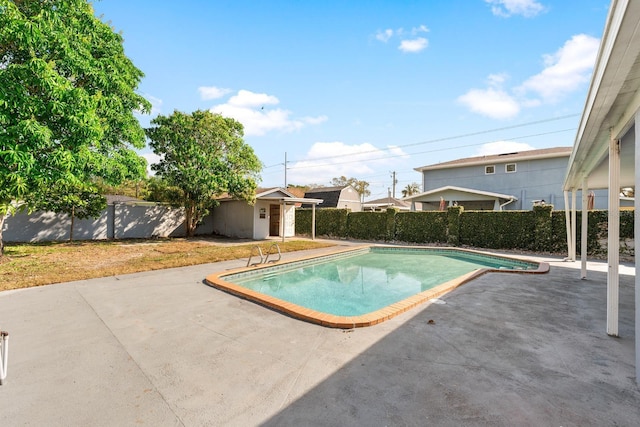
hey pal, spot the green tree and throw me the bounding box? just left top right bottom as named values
left=146, top=110, right=262, bottom=236
left=34, top=183, right=107, bottom=241
left=0, top=0, right=150, bottom=254
left=402, top=182, right=421, bottom=198
left=144, top=176, right=183, bottom=204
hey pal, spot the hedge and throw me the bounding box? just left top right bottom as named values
left=295, top=207, right=634, bottom=257
left=347, top=211, right=387, bottom=240
left=459, top=210, right=535, bottom=250
left=395, top=211, right=447, bottom=243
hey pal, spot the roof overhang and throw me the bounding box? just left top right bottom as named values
left=258, top=197, right=324, bottom=205
left=564, top=0, right=640, bottom=190
left=416, top=148, right=572, bottom=172
left=404, top=186, right=517, bottom=203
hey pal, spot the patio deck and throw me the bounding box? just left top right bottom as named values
left=0, top=243, right=638, bottom=426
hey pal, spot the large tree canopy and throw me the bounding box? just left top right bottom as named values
left=0, top=0, right=150, bottom=253
left=146, top=110, right=262, bottom=236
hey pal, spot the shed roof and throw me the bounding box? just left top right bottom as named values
left=302, top=186, right=349, bottom=208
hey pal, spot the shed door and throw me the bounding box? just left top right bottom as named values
left=269, top=204, right=280, bottom=236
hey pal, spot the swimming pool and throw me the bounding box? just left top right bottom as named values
left=205, top=246, right=548, bottom=328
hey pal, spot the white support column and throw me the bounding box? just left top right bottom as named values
left=280, top=202, right=285, bottom=243
left=607, top=137, right=620, bottom=337
left=564, top=190, right=573, bottom=261
left=581, top=179, right=589, bottom=279
left=571, top=189, right=577, bottom=261
left=634, top=111, right=640, bottom=383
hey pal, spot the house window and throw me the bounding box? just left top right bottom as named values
left=505, top=163, right=517, bottom=173
left=485, top=165, right=495, bottom=174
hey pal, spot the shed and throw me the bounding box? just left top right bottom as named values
left=209, top=187, right=323, bottom=240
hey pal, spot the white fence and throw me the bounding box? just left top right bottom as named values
left=3, top=202, right=216, bottom=242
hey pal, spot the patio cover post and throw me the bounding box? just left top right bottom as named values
left=563, top=190, right=574, bottom=261
left=571, top=189, right=577, bottom=261
left=581, top=179, right=589, bottom=279
left=280, top=202, right=285, bottom=243
left=635, top=110, right=640, bottom=383
left=607, top=137, right=620, bottom=337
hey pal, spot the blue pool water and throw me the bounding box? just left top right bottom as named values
left=225, top=247, right=537, bottom=317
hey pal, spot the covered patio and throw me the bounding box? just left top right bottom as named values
left=563, top=0, right=639, bottom=381
left=404, top=185, right=517, bottom=211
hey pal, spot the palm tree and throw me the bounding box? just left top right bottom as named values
left=402, top=182, right=421, bottom=198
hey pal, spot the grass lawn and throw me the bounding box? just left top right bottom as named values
left=0, top=238, right=335, bottom=291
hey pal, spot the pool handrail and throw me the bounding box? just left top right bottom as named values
left=264, top=243, right=282, bottom=264
left=247, top=245, right=264, bottom=267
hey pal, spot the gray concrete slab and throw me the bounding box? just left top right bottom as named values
left=0, top=245, right=638, bottom=426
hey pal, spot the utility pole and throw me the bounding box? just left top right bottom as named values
left=390, top=171, right=397, bottom=198
left=284, top=152, right=287, bottom=189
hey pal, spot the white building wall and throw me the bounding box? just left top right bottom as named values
left=210, top=200, right=254, bottom=239
left=284, top=205, right=295, bottom=237
left=253, top=200, right=271, bottom=239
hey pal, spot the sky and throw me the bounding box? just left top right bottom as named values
left=92, top=0, right=610, bottom=200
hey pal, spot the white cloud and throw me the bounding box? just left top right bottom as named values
left=376, top=29, right=393, bottom=42
left=287, top=142, right=408, bottom=185
left=476, top=141, right=535, bottom=156
left=228, top=89, right=279, bottom=108
left=485, top=0, right=545, bottom=18
left=210, top=89, right=326, bottom=136
left=411, top=25, right=430, bottom=35
left=302, top=115, right=329, bottom=125
left=487, top=73, right=508, bottom=86
left=517, top=34, right=599, bottom=103
left=142, top=152, right=162, bottom=176
left=198, top=86, right=232, bottom=100
left=374, top=25, right=430, bottom=53
left=457, top=87, right=520, bottom=119
left=458, top=34, right=598, bottom=119
left=399, top=37, right=428, bottom=53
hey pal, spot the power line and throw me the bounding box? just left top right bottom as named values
left=286, top=127, right=575, bottom=171
left=262, top=113, right=579, bottom=169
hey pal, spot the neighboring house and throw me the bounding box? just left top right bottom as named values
left=363, top=196, right=411, bottom=211
left=209, top=187, right=322, bottom=240
left=407, top=147, right=613, bottom=211
left=302, top=185, right=362, bottom=211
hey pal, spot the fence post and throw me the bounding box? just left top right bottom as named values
left=447, top=206, right=463, bottom=246
left=533, top=204, right=554, bottom=252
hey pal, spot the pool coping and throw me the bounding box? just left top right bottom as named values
left=204, top=245, right=550, bottom=329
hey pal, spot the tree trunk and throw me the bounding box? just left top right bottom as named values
left=69, top=206, right=75, bottom=241
left=185, top=203, right=195, bottom=237
left=0, top=214, right=5, bottom=256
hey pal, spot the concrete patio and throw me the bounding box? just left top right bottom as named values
left=0, top=243, right=638, bottom=426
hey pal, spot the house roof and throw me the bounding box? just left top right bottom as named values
left=304, top=185, right=348, bottom=194
left=404, top=186, right=517, bottom=203
left=563, top=1, right=639, bottom=190
left=285, top=187, right=307, bottom=198
left=105, top=194, right=145, bottom=205
left=415, top=147, right=573, bottom=172
left=302, top=186, right=351, bottom=208
left=255, top=187, right=296, bottom=199
left=216, top=187, right=323, bottom=204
